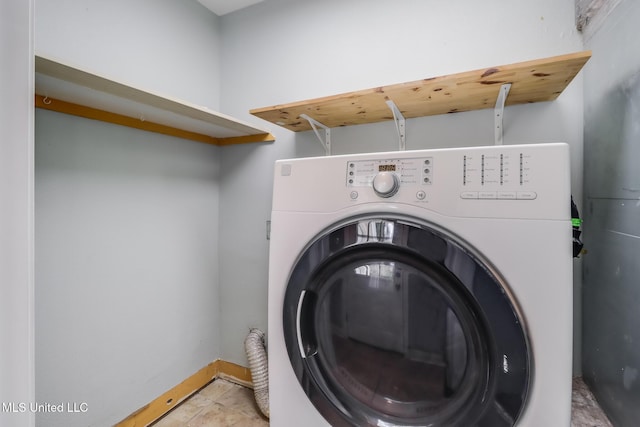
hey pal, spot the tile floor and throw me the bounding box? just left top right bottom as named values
left=151, top=379, right=268, bottom=427
left=571, top=377, right=614, bottom=427
left=153, top=377, right=612, bottom=427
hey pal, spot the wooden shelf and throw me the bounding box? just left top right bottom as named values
left=35, top=54, right=274, bottom=146
left=250, top=51, right=591, bottom=132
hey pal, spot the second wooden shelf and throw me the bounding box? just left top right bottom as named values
left=250, top=51, right=591, bottom=132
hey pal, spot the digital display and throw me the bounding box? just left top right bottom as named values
left=379, top=164, right=396, bottom=172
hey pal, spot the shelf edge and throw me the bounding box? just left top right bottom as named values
left=35, top=54, right=273, bottom=140
left=36, top=95, right=274, bottom=146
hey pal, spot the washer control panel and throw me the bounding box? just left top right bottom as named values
left=345, top=147, right=546, bottom=201
left=346, top=157, right=433, bottom=195
left=275, top=143, right=569, bottom=218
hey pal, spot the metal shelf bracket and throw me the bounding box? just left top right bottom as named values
left=300, top=114, right=332, bottom=156
left=386, top=100, right=406, bottom=151
left=494, top=83, right=512, bottom=145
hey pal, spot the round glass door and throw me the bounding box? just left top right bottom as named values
left=284, top=217, right=530, bottom=427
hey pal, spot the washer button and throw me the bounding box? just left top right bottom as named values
left=416, top=191, right=426, bottom=200
left=517, top=191, right=537, bottom=200
left=498, top=191, right=517, bottom=200
left=350, top=191, right=359, bottom=200
left=479, top=191, right=497, bottom=199
left=460, top=191, right=478, bottom=199
left=373, top=172, right=400, bottom=198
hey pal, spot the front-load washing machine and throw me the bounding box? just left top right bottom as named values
left=268, top=143, right=573, bottom=427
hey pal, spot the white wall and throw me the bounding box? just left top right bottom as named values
left=218, top=0, right=584, bottom=367
left=34, top=1, right=224, bottom=426
left=35, top=0, right=222, bottom=110
left=35, top=112, right=222, bottom=427
left=0, top=1, right=35, bottom=427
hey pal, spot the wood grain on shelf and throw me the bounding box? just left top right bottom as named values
left=250, top=51, right=591, bottom=132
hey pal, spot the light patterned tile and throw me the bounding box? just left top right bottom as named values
left=187, top=402, right=250, bottom=427
left=198, top=379, right=241, bottom=402
left=152, top=379, right=269, bottom=426
left=230, top=414, right=270, bottom=427
left=217, top=384, right=269, bottom=421
left=571, top=377, right=613, bottom=427
left=153, top=402, right=203, bottom=427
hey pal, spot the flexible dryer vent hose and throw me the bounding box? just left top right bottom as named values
left=244, top=328, right=270, bottom=418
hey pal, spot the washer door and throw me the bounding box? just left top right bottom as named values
left=283, top=217, right=530, bottom=427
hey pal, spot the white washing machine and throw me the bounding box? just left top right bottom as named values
left=267, top=143, right=573, bottom=427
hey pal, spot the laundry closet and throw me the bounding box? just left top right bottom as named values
left=2, top=0, right=638, bottom=426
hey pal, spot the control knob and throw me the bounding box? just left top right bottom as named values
left=373, top=172, right=400, bottom=198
